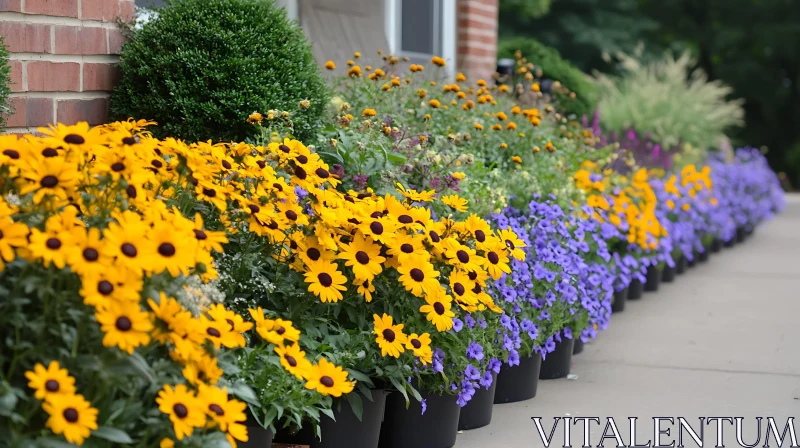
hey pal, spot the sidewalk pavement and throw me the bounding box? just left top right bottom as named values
left=456, top=194, right=800, bottom=447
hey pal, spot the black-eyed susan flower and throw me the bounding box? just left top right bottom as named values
left=28, top=227, right=72, bottom=269
left=102, top=211, right=151, bottom=273
left=38, top=122, right=104, bottom=151
left=64, top=227, right=108, bottom=276
left=95, top=300, right=153, bottom=354
left=449, top=270, right=478, bottom=306
left=441, top=194, right=468, bottom=213
left=42, top=393, right=98, bottom=446
left=304, top=358, right=355, bottom=397
left=25, top=361, right=76, bottom=401
left=386, top=233, right=427, bottom=264
left=396, top=255, right=440, bottom=297
left=198, top=315, right=242, bottom=349
left=419, top=289, right=455, bottom=331
left=197, top=384, right=249, bottom=447
left=156, top=384, right=206, bottom=440
left=405, top=332, right=433, bottom=365
left=148, top=293, right=193, bottom=344
left=79, top=265, right=142, bottom=307
left=481, top=240, right=512, bottom=280
left=275, top=343, right=312, bottom=380
left=355, top=277, right=375, bottom=302
left=149, top=219, right=197, bottom=277
left=304, top=259, right=348, bottom=303
left=0, top=217, right=28, bottom=270
left=372, top=313, right=407, bottom=357
left=339, top=232, right=385, bottom=281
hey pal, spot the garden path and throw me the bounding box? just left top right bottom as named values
left=456, top=194, right=800, bottom=448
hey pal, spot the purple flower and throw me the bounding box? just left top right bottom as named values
left=508, top=349, right=520, bottom=366
left=452, top=318, right=463, bottom=332
left=466, top=341, right=484, bottom=361
left=420, top=398, right=427, bottom=415
left=464, top=364, right=481, bottom=381
left=488, top=358, right=502, bottom=374
left=464, top=314, right=475, bottom=329
left=479, top=371, right=494, bottom=389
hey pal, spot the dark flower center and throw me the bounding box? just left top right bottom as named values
left=429, top=231, right=440, bottom=243
left=202, top=188, right=216, bottom=198
left=121, top=243, right=137, bottom=257
left=173, top=403, right=188, bottom=419
left=126, top=185, right=137, bottom=198
left=294, top=166, right=307, bottom=179
left=362, top=280, right=370, bottom=288
left=468, top=271, right=478, bottom=281
left=151, top=159, right=163, bottom=169
left=290, top=240, right=298, bottom=249
left=348, top=218, right=361, bottom=225
left=370, top=211, right=383, bottom=219
left=355, top=251, right=370, bottom=264
left=295, top=155, right=308, bottom=164
left=209, top=404, right=225, bottom=416
left=267, top=221, right=279, bottom=230
left=285, top=210, right=298, bottom=221
left=82, top=248, right=99, bottom=261
left=411, top=339, right=422, bottom=349
left=225, top=319, right=235, bottom=330
left=318, top=272, right=333, bottom=287
left=40, top=175, right=59, bottom=188
left=475, top=230, right=486, bottom=242
left=320, top=376, right=335, bottom=387
left=0, top=230, right=4, bottom=239
left=279, top=144, right=290, bottom=153
left=307, top=248, right=321, bottom=261
left=45, top=379, right=60, bottom=392
left=285, top=354, right=298, bottom=367
left=46, top=237, right=62, bottom=250
left=63, top=134, right=85, bottom=144
left=433, top=302, right=446, bottom=315
left=194, top=229, right=207, bottom=240
left=115, top=316, right=132, bottom=331
left=42, top=148, right=59, bottom=157
left=276, top=327, right=286, bottom=335
left=272, top=182, right=283, bottom=191
left=398, top=215, right=413, bottom=224
left=63, top=408, right=79, bottom=423
left=315, top=168, right=330, bottom=178
left=382, top=328, right=396, bottom=342
left=472, top=284, right=482, bottom=294
left=369, top=222, right=384, bottom=235
left=248, top=204, right=260, bottom=214
left=3, top=149, right=20, bottom=159
left=410, top=268, right=424, bottom=282
left=505, top=240, right=515, bottom=250
left=122, top=136, right=137, bottom=145
left=206, top=327, right=221, bottom=338
left=400, top=243, right=414, bottom=254
left=111, top=162, right=125, bottom=172
left=256, top=160, right=267, bottom=169
left=222, top=160, right=232, bottom=170
left=158, top=243, right=176, bottom=257
left=488, top=252, right=500, bottom=264
left=456, top=250, right=469, bottom=263
left=98, top=280, right=114, bottom=295
left=453, top=283, right=465, bottom=296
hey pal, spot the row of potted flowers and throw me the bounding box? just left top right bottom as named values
left=0, top=113, right=783, bottom=448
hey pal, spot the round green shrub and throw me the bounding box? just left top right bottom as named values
left=498, top=37, right=597, bottom=118
left=0, top=37, right=12, bottom=130
left=111, top=0, right=328, bottom=143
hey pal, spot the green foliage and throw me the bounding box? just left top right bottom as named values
left=499, top=0, right=552, bottom=20
left=594, top=50, right=745, bottom=150
left=0, top=36, right=12, bottom=130
left=498, top=37, right=598, bottom=117
left=110, top=0, right=328, bottom=144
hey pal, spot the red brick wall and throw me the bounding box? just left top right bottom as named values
left=0, top=0, right=133, bottom=133
left=457, top=0, right=498, bottom=82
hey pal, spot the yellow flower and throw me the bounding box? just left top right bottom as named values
left=431, top=56, right=446, bottom=67
left=474, top=123, right=484, bottom=131
left=495, top=111, right=507, bottom=121
left=429, top=99, right=441, bottom=108
left=247, top=112, right=263, bottom=124
left=25, top=361, right=76, bottom=402
left=499, top=142, right=508, bottom=149
left=347, top=65, right=362, bottom=77
left=42, top=393, right=98, bottom=446
left=95, top=300, right=153, bottom=354
left=372, top=313, right=407, bottom=357
left=197, top=384, right=249, bottom=446
left=304, top=259, right=348, bottom=303
left=442, top=194, right=468, bottom=212
left=531, top=82, right=541, bottom=92
left=417, top=88, right=427, bottom=98
left=451, top=171, right=465, bottom=180
left=275, top=343, right=312, bottom=380
left=477, top=79, right=487, bottom=87
left=156, top=384, right=206, bottom=440
left=405, top=333, right=433, bottom=364
left=419, top=289, right=455, bottom=332
left=339, top=232, right=385, bottom=281
left=305, top=358, right=355, bottom=397
left=396, top=256, right=440, bottom=297
left=354, top=51, right=361, bottom=58
left=362, top=108, right=377, bottom=117
left=512, top=155, right=522, bottom=164
left=324, top=60, right=336, bottom=70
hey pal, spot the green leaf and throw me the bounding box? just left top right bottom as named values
left=389, top=378, right=410, bottom=406
left=92, top=427, right=133, bottom=444
left=346, top=392, right=363, bottom=422
left=320, top=407, right=335, bottom=422
left=228, top=382, right=258, bottom=404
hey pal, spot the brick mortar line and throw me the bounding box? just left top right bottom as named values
left=10, top=92, right=111, bottom=99
left=0, top=11, right=121, bottom=28
left=10, top=53, right=121, bottom=63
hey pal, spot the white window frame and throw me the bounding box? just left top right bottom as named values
left=385, top=0, right=456, bottom=78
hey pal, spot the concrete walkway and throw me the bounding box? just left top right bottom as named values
left=457, top=195, right=800, bottom=448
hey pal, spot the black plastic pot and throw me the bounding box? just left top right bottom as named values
left=698, top=249, right=710, bottom=263
left=676, top=256, right=688, bottom=275
left=644, top=267, right=662, bottom=292
left=539, top=337, right=575, bottom=380
left=276, top=390, right=386, bottom=448
left=745, top=225, right=755, bottom=237
left=687, top=252, right=697, bottom=268
left=736, top=226, right=746, bottom=243
left=457, top=374, right=497, bottom=430
left=628, top=278, right=644, bottom=300
left=611, top=287, right=628, bottom=313
left=723, top=237, right=736, bottom=248
left=379, top=391, right=460, bottom=448
left=494, top=354, right=542, bottom=404
left=711, top=238, right=722, bottom=253
left=573, top=338, right=584, bottom=355
left=241, top=410, right=274, bottom=448
left=661, top=264, right=676, bottom=283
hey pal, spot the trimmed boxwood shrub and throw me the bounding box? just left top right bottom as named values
left=498, top=37, right=597, bottom=118
left=111, top=0, right=328, bottom=143
left=0, top=37, right=12, bottom=130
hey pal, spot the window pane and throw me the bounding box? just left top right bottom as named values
left=400, top=0, right=435, bottom=54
